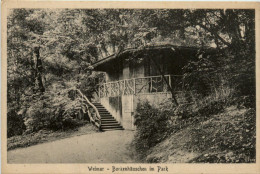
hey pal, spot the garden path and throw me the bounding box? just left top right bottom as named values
left=8, top=130, right=135, bottom=163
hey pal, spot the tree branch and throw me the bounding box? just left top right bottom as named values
left=198, top=23, right=231, bottom=47
left=150, top=54, right=179, bottom=106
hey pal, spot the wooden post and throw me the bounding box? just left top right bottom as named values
left=150, top=77, right=153, bottom=93
left=123, top=80, right=125, bottom=95
left=99, top=85, right=101, bottom=98
left=133, top=78, right=136, bottom=95
left=103, top=84, right=105, bottom=97
left=118, top=81, right=120, bottom=96
left=168, top=75, right=172, bottom=92
left=109, top=83, right=112, bottom=97
left=169, top=75, right=171, bottom=88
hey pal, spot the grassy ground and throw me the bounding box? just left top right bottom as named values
left=8, top=123, right=99, bottom=151
left=144, top=105, right=256, bottom=163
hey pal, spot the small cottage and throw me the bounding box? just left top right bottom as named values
left=92, top=44, right=212, bottom=130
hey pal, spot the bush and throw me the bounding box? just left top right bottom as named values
left=133, top=101, right=173, bottom=157
left=7, top=105, right=26, bottom=138
left=133, top=82, right=235, bottom=160
left=21, top=82, right=84, bottom=133
left=182, top=55, right=222, bottom=96
left=7, top=73, right=99, bottom=137
left=182, top=50, right=255, bottom=102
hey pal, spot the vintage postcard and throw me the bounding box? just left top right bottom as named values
left=1, top=1, right=260, bottom=174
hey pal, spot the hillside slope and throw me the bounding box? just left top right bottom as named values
left=145, top=106, right=255, bottom=163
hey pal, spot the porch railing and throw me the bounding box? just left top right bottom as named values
left=99, top=75, right=184, bottom=98
left=74, top=89, right=101, bottom=129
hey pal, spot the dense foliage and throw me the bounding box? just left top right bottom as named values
left=7, top=9, right=255, bottom=140
left=133, top=102, right=173, bottom=152
left=133, top=85, right=255, bottom=163
left=131, top=9, right=255, bottom=162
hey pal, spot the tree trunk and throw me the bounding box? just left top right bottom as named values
left=150, top=54, right=178, bottom=106
left=33, top=47, right=45, bottom=93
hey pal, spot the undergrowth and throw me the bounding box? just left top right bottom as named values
left=8, top=122, right=98, bottom=150
left=132, top=84, right=256, bottom=163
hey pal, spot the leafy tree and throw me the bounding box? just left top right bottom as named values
left=7, top=9, right=255, bottom=137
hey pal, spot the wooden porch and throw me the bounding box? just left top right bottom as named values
left=98, top=75, right=184, bottom=98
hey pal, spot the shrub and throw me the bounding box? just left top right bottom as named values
left=21, top=82, right=84, bottom=133
left=182, top=55, right=222, bottom=96
left=182, top=50, right=255, bottom=103
left=7, top=105, right=26, bottom=138
left=133, top=101, right=173, bottom=157
left=133, top=81, right=235, bottom=160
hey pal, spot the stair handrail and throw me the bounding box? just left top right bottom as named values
left=75, top=89, right=101, bottom=129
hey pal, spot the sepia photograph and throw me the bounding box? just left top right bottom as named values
left=1, top=1, right=259, bottom=173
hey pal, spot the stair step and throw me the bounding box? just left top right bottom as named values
left=101, top=124, right=122, bottom=127
left=100, top=114, right=111, bottom=116
left=102, top=122, right=118, bottom=125
left=101, top=120, right=118, bottom=123
left=101, top=125, right=123, bottom=129
left=101, top=118, right=115, bottom=120
left=101, top=115, right=113, bottom=117
left=101, top=124, right=122, bottom=126
left=100, top=114, right=113, bottom=116
left=92, top=103, right=124, bottom=131
left=101, top=118, right=114, bottom=120
left=99, top=111, right=110, bottom=114
left=101, top=123, right=120, bottom=126
left=102, top=126, right=124, bottom=129
left=100, top=115, right=112, bottom=117
left=101, top=117, right=116, bottom=121
left=102, top=128, right=124, bottom=131
left=101, top=116, right=114, bottom=119
left=101, top=117, right=114, bottom=120
left=101, top=121, right=119, bottom=124
left=101, top=121, right=116, bottom=123
left=101, top=118, right=114, bottom=121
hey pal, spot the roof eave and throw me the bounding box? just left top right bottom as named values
left=92, top=44, right=215, bottom=69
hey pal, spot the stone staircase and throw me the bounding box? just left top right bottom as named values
left=92, top=102, right=124, bottom=131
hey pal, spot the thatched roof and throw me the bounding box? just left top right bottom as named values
left=92, top=44, right=215, bottom=71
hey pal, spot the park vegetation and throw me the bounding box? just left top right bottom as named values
left=8, top=8, right=255, bottom=159
left=132, top=9, right=255, bottom=163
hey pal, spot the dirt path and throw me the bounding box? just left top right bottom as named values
left=8, top=130, right=136, bottom=163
